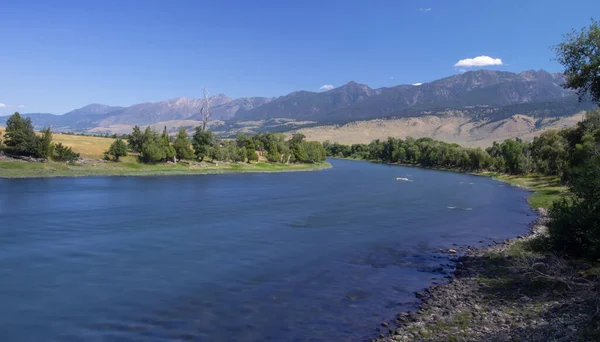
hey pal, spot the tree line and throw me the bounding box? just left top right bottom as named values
left=105, top=126, right=327, bottom=164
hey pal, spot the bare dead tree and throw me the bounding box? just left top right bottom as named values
left=200, top=88, right=211, bottom=131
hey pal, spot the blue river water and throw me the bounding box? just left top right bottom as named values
left=0, top=159, right=534, bottom=341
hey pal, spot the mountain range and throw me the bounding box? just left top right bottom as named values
left=1, top=69, right=594, bottom=139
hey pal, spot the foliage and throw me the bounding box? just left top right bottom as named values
left=140, top=130, right=166, bottom=163
left=161, top=127, right=176, bottom=162
left=246, top=147, right=259, bottom=162
left=127, top=125, right=144, bottom=153
left=173, top=128, right=195, bottom=160
left=548, top=160, right=600, bottom=260
left=192, top=127, right=214, bottom=162
left=554, top=19, right=600, bottom=104
left=36, top=128, right=55, bottom=159
left=53, top=143, right=80, bottom=162
left=107, top=139, right=128, bottom=161
left=4, top=112, right=38, bottom=156
left=547, top=110, right=600, bottom=260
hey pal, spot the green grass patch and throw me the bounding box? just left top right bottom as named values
left=477, top=172, right=567, bottom=209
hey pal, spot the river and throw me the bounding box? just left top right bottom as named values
left=0, top=159, right=534, bottom=341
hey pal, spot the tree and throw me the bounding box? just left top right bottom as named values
left=266, top=145, right=280, bottom=162
left=246, top=148, right=258, bottom=162
left=209, top=144, right=224, bottom=162
left=192, top=128, right=214, bottom=162
left=140, top=131, right=165, bottom=163
left=548, top=159, right=600, bottom=259
left=107, top=139, right=128, bottom=161
left=35, top=128, right=54, bottom=159
left=554, top=19, right=600, bottom=104
left=161, top=126, right=176, bottom=162
left=531, top=130, right=568, bottom=176
left=500, top=139, right=526, bottom=174
left=173, top=128, right=195, bottom=160
left=127, top=126, right=144, bottom=152
left=4, top=112, right=37, bottom=155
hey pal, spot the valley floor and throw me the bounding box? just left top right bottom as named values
left=0, top=154, right=331, bottom=178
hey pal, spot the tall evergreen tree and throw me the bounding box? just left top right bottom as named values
left=192, top=127, right=214, bottom=162
left=173, top=128, right=195, bottom=160
left=4, top=112, right=37, bottom=155
left=127, top=126, right=144, bottom=153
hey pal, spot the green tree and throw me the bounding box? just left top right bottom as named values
left=209, top=144, right=224, bottom=162
left=548, top=159, right=600, bottom=259
left=161, top=126, right=176, bottom=162
left=4, top=112, right=37, bottom=155
left=107, top=139, right=128, bottom=161
left=554, top=19, right=600, bottom=104
left=127, top=126, right=144, bottom=153
left=140, top=130, right=165, bottom=163
left=246, top=147, right=258, bottom=162
left=500, top=139, right=525, bottom=174
left=35, top=128, right=54, bottom=158
left=266, top=145, right=280, bottom=162
left=531, top=130, right=568, bottom=176
left=173, top=128, right=195, bottom=160
left=192, top=128, right=214, bottom=162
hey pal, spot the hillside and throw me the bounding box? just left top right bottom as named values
left=294, top=112, right=585, bottom=148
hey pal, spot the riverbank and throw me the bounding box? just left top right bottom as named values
left=340, top=158, right=568, bottom=209
left=476, top=172, right=567, bottom=209
left=374, top=213, right=600, bottom=341
left=0, top=154, right=331, bottom=178
left=372, top=170, right=599, bottom=341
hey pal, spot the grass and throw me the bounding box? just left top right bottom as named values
left=0, top=156, right=331, bottom=178
left=476, top=172, right=567, bottom=209
left=52, top=133, right=115, bottom=159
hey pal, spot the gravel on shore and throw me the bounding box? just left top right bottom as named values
left=373, top=210, right=600, bottom=341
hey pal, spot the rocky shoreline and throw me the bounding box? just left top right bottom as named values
left=373, top=210, right=600, bottom=341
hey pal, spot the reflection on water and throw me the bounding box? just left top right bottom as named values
left=0, top=159, right=533, bottom=341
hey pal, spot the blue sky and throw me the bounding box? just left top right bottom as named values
left=1, top=0, right=598, bottom=114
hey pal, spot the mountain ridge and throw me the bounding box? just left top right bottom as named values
left=1, top=69, right=591, bottom=135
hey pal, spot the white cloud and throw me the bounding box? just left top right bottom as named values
left=319, top=84, right=334, bottom=91
left=454, top=55, right=503, bottom=68
left=419, top=8, right=432, bottom=12
left=0, top=103, right=6, bottom=108
left=412, top=83, right=423, bottom=86
left=17, top=105, right=25, bottom=109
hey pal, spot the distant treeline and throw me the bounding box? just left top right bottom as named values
left=61, top=131, right=128, bottom=139
left=322, top=121, right=580, bottom=177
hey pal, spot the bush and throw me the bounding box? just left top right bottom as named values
left=54, top=143, right=80, bottom=161
left=547, top=161, right=600, bottom=259
left=107, top=139, right=128, bottom=161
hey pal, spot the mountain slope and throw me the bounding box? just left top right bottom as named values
left=236, top=70, right=574, bottom=123
left=233, top=81, right=377, bottom=121
left=1, top=69, right=590, bottom=136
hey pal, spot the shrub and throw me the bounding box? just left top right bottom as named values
left=54, top=143, right=80, bottom=162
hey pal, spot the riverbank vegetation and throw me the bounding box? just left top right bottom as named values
left=0, top=117, right=328, bottom=177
